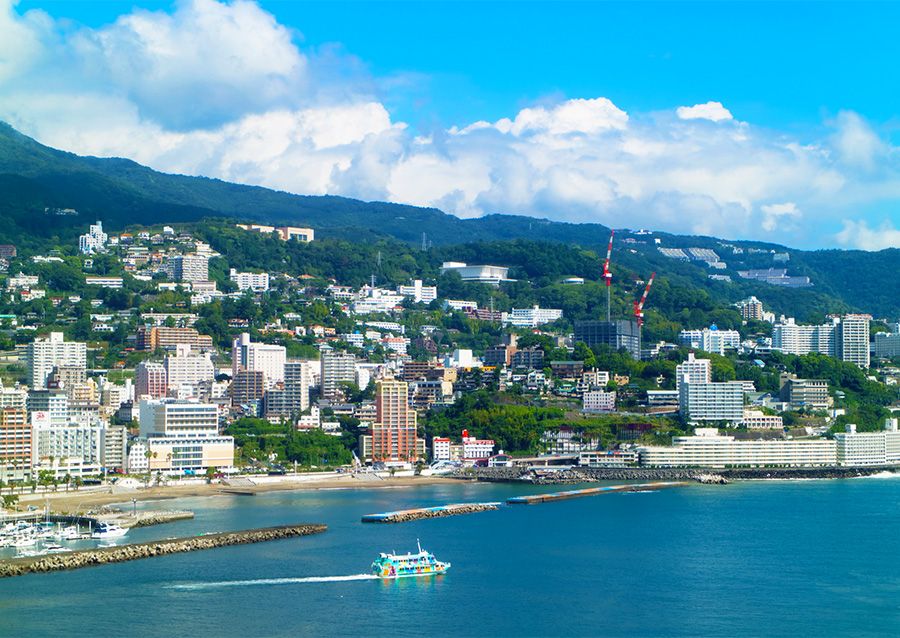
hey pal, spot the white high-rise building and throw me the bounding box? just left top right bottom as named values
left=138, top=399, right=233, bottom=473
left=675, top=352, right=711, bottom=391
left=139, top=398, right=219, bottom=438
left=231, top=333, right=286, bottom=388
left=78, top=221, right=108, bottom=254
left=773, top=315, right=870, bottom=367
left=320, top=348, right=357, bottom=399
left=164, top=344, right=215, bottom=393
left=26, top=333, right=87, bottom=390
left=168, top=254, right=209, bottom=282
left=839, top=314, right=870, bottom=368
left=678, top=374, right=744, bottom=424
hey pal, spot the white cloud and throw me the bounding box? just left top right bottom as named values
left=830, top=110, right=888, bottom=171
left=0, top=0, right=898, bottom=248
left=676, top=101, right=733, bottom=122
left=760, top=202, right=802, bottom=231
left=835, top=219, right=900, bottom=251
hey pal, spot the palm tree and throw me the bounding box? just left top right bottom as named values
left=63, top=473, right=72, bottom=492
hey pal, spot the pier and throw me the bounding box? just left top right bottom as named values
left=362, top=502, right=500, bottom=523
left=0, top=523, right=327, bottom=579
left=506, top=481, right=687, bottom=504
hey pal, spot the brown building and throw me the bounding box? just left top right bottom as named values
left=137, top=326, right=214, bottom=351
left=232, top=370, right=265, bottom=407
left=0, top=408, right=30, bottom=476
left=370, top=378, right=422, bottom=463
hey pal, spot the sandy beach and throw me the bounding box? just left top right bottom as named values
left=10, top=474, right=460, bottom=514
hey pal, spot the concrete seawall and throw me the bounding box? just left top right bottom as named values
left=452, top=466, right=898, bottom=483
left=0, top=523, right=326, bottom=579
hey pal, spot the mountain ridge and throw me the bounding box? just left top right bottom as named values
left=0, top=121, right=896, bottom=317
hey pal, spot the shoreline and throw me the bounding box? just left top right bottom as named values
left=11, top=475, right=457, bottom=515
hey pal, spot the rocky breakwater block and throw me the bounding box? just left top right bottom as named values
left=362, top=502, right=500, bottom=523
left=0, top=523, right=327, bottom=579
left=695, top=473, right=729, bottom=484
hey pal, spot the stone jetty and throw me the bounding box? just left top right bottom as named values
left=0, top=523, right=326, bottom=579
left=362, top=502, right=499, bottom=523
left=100, top=510, right=196, bottom=529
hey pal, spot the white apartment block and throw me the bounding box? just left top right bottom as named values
left=583, top=390, right=616, bottom=412
left=230, top=269, right=270, bottom=292
left=168, top=254, right=209, bottom=282
left=678, top=375, right=744, bottom=424
left=638, top=429, right=837, bottom=468
left=432, top=437, right=451, bottom=461
left=678, top=327, right=740, bottom=355
left=7, top=272, right=39, bottom=290
left=232, top=333, right=286, bottom=387
left=874, top=331, right=900, bottom=359
left=462, top=434, right=495, bottom=460
left=32, top=424, right=105, bottom=468
left=397, top=280, right=438, bottom=304
left=675, top=352, right=711, bottom=391
left=742, top=410, right=784, bottom=429
left=79, top=221, right=108, bottom=254
left=164, top=344, right=215, bottom=392
left=835, top=420, right=900, bottom=467
left=320, top=348, right=357, bottom=399
left=502, top=306, right=564, bottom=328
left=26, top=332, right=87, bottom=389
left=139, top=399, right=219, bottom=438
left=840, top=314, right=870, bottom=368
left=773, top=314, right=871, bottom=367
left=85, top=277, right=124, bottom=289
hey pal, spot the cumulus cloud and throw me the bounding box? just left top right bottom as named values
left=0, top=0, right=897, bottom=248
left=835, top=219, right=900, bottom=251
left=676, top=101, right=733, bottom=122
left=760, top=202, right=801, bottom=231
left=830, top=110, right=888, bottom=171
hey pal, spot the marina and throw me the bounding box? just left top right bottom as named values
left=0, top=523, right=327, bottom=578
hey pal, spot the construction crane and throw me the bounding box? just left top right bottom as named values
left=633, top=272, right=656, bottom=327
left=633, top=271, right=655, bottom=354
left=601, top=230, right=614, bottom=321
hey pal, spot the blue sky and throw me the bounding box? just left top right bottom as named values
left=4, top=0, right=900, bottom=249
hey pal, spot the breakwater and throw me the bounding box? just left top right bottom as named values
left=362, top=502, right=500, bottom=523
left=452, top=465, right=898, bottom=484
left=507, top=482, right=687, bottom=505
left=0, top=523, right=326, bottom=579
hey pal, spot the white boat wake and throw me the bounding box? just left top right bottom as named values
left=168, top=574, right=380, bottom=590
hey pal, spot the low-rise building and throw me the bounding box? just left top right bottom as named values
left=637, top=428, right=836, bottom=468
left=583, top=390, right=616, bottom=413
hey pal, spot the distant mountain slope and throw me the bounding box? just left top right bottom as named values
left=0, top=121, right=896, bottom=317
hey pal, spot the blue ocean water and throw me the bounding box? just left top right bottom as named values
left=1, top=477, right=899, bottom=637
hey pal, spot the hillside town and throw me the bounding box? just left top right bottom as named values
left=0, top=219, right=898, bottom=500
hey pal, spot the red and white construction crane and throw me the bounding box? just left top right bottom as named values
left=633, top=272, right=656, bottom=328
left=601, top=230, right=614, bottom=321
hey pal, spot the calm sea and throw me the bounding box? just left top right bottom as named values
left=1, top=477, right=898, bottom=637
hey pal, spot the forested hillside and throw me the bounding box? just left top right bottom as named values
left=1, top=121, right=896, bottom=316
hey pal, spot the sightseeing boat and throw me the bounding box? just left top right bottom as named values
left=371, top=541, right=450, bottom=579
